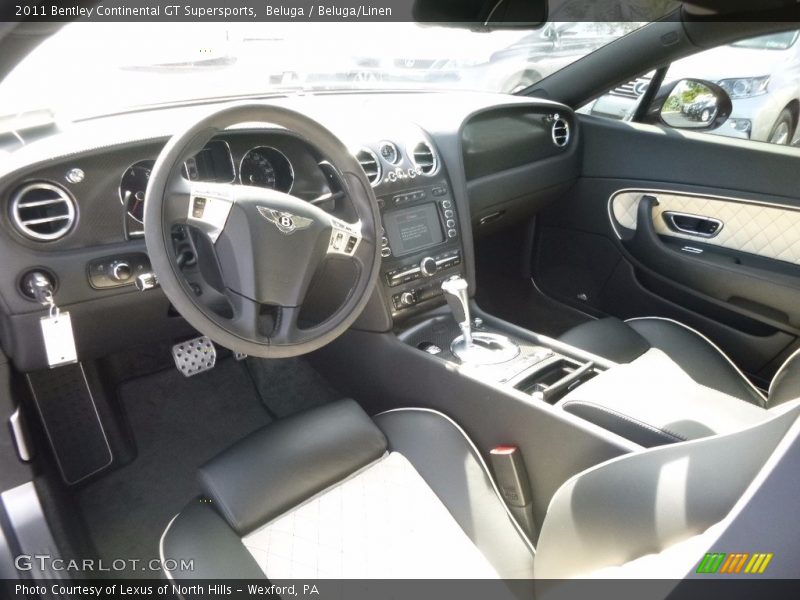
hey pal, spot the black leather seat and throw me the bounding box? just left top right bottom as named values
left=160, top=397, right=800, bottom=585
left=559, top=316, right=799, bottom=408
left=161, top=400, right=536, bottom=582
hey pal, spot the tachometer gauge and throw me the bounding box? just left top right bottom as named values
left=239, top=146, right=294, bottom=192
left=119, top=160, right=155, bottom=223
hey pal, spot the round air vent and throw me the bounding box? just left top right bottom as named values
left=411, top=141, right=437, bottom=175
left=355, top=148, right=381, bottom=186
left=10, top=182, right=76, bottom=241
left=551, top=116, right=570, bottom=148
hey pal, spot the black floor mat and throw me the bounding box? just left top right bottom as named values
left=477, top=269, right=589, bottom=338
left=475, top=226, right=590, bottom=338
left=245, top=356, right=340, bottom=418
left=76, top=358, right=272, bottom=577
left=27, top=365, right=113, bottom=485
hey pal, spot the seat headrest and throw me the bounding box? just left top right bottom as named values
left=198, top=399, right=387, bottom=535
left=769, top=349, right=800, bottom=408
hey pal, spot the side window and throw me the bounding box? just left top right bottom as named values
left=581, top=30, right=800, bottom=147
left=577, top=70, right=654, bottom=121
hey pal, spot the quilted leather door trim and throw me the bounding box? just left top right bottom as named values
left=609, top=189, right=800, bottom=266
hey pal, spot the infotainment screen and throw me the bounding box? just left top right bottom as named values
left=383, top=203, right=444, bottom=256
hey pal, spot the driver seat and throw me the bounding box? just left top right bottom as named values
left=160, top=398, right=800, bottom=585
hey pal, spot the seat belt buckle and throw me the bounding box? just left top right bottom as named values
left=490, top=445, right=532, bottom=508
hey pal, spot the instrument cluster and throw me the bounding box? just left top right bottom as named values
left=119, top=140, right=296, bottom=224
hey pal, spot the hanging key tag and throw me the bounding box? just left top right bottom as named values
left=39, top=300, right=77, bottom=368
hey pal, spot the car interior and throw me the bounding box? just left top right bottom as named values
left=1, top=0, right=800, bottom=594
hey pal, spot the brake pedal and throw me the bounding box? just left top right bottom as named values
left=172, top=336, right=217, bottom=377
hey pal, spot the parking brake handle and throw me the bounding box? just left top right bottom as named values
left=441, top=276, right=472, bottom=344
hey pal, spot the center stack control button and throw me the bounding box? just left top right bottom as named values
left=420, top=256, right=437, bottom=277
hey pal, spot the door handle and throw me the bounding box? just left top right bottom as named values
left=662, top=211, right=723, bottom=238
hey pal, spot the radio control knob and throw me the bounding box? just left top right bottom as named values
left=400, top=292, right=415, bottom=306
left=420, top=256, right=437, bottom=277
left=110, top=260, right=132, bottom=282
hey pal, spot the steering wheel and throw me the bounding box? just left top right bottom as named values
left=144, top=104, right=381, bottom=358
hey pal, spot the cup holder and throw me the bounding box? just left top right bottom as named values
left=515, top=358, right=598, bottom=404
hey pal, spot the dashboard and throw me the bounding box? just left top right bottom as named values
left=0, top=91, right=579, bottom=370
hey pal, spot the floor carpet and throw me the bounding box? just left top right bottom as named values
left=75, top=355, right=337, bottom=577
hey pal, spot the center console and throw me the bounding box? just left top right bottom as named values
left=376, top=179, right=465, bottom=319
left=373, top=164, right=603, bottom=409
left=398, top=305, right=604, bottom=407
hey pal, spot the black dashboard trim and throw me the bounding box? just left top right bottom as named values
left=0, top=92, right=579, bottom=369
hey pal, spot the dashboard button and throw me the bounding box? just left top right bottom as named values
left=88, top=253, right=151, bottom=289
left=446, top=219, right=456, bottom=228
left=441, top=200, right=452, bottom=209
left=110, top=261, right=132, bottom=282
left=447, top=229, right=457, bottom=238
left=444, top=209, right=454, bottom=218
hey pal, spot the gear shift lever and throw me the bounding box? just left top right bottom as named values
left=440, top=276, right=519, bottom=364
left=441, top=276, right=472, bottom=344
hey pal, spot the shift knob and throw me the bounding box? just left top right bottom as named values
left=441, top=276, right=472, bottom=344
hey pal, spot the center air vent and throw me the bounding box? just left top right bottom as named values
left=551, top=116, right=570, bottom=148
left=411, top=141, right=437, bottom=175
left=355, top=148, right=381, bottom=186
left=10, top=182, right=76, bottom=241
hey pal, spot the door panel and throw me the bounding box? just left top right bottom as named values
left=611, top=190, right=800, bottom=265
left=532, top=116, right=800, bottom=383
left=621, top=194, right=800, bottom=331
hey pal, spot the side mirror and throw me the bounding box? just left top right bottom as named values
left=644, top=78, right=733, bottom=131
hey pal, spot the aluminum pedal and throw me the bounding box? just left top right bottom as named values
left=172, top=336, right=216, bottom=377
left=234, top=352, right=248, bottom=361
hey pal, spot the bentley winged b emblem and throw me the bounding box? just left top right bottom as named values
left=257, top=206, right=314, bottom=235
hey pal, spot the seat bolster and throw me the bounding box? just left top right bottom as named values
left=374, top=408, right=536, bottom=579
left=558, top=317, right=651, bottom=363
left=556, top=348, right=770, bottom=447
left=769, top=349, right=800, bottom=407
left=198, top=399, right=387, bottom=535
left=627, top=318, right=766, bottom=406
left=534, top=406, right=800, bottom=579
left=160, top=501, right=265, bottom=581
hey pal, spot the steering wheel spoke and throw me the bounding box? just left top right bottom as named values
left=160, top=176, right=191, bottom=227
left=226, top=290, right=266, bottom=342
left=270, top=305, right=302, bottom=346
left=182, top=181, right=236, bottom=243
left=326, top=215, right=363, bottom=259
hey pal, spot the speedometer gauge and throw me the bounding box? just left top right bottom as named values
left=240, top=149, right=277, bottom=188
left=119, top=160, right=155, bottom=223
left=239, top=146, right=294, bottom=192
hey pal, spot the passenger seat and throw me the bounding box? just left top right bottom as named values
left=559, top=317, right=799, bottom=408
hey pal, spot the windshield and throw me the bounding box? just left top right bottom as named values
left=0, top=22, right=641, bottom=128
left=731, top=31, right=800, bottom=50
